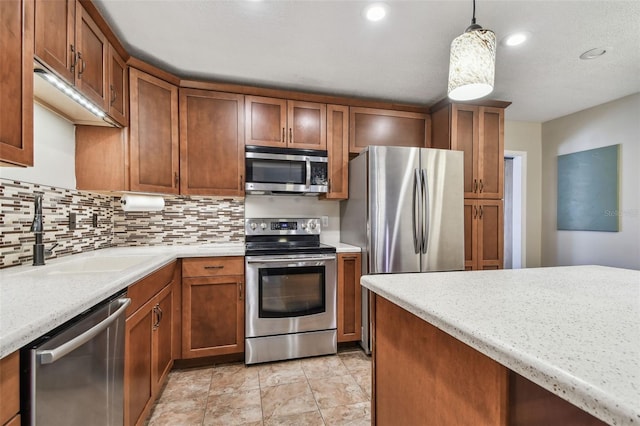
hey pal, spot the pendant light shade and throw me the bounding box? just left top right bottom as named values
left=447, top=1, right=496, bottom=101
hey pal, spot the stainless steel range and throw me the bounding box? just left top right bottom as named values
left=245, top=218, right=337, bottom=365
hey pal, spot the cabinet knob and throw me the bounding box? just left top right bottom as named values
left=70, top=44, right=77, bottom=72
left=289, top=128, right=293, bottom=144
left=282, top=127, right=285, bottom=143
left=238, top=283, right=243, bottom=300
left=174, top=172, right=179, bottom=187
left=110, top=84, right=117, bottom=105
left=473, top=179, right=478, bottom=193
left=479, top=206, right=484, bottom=219
left=479, top=179, right=484, bottom=193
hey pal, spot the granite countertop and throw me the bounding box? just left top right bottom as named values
left=0, top=241, right=359, bottom=358
left=361, top=265, right=640, bottom=426
left=0, top=244, right=244, bottom=358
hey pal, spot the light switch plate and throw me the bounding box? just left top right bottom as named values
left=321, top=216, right=329, bottom=227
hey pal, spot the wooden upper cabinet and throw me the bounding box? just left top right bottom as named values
left=74, top=1, right=108, bottom=108
left=287, top=100, right=326, bottom=150
left=129, top=68, right=179, bottom=194
left=179, top=88, right=245, bottom=196
left=34, top=0, right=109, bottom=109
left=245, top=96, right=287, bottom=147
left=245, top=96, right=326, bottom=150
left=464, top=199, right=503, bottom=270
left=0, top=0, right=34, bottom=167
left=433, top=103, right=505, bottom=199
left=349, top=107, right=429, bottom=155
left=108, top=44, right=128, bottom=126
left=34, top=0, right=75, bottom=84
left=320, top=104, right=349, bottom=200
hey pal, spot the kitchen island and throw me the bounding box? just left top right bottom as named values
left=361, top=265, right=639, bottom=425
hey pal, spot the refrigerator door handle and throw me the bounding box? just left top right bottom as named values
left=421, top=168, right=429, bottom=254
left=412, top=168, right=421, bottom=254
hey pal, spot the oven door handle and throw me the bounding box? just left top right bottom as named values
left=37, top=298, right=131, bottom=365
left=247, top=256, right=335, bottom=264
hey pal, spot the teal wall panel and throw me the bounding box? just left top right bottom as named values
left=557, top=145, right=619, bottom=232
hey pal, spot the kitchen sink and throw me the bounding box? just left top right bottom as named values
left=46, top=255, right=157, bottom=275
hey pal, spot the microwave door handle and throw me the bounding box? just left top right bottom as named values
left=305, top=158, right=311, bottom=189
left=37, top=298, right=131, bottom=365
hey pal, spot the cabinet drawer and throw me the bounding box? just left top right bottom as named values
left=127, top=261, right=177, bottom=317
left=182, top=257, right=244, bottom=278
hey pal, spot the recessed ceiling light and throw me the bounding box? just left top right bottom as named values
left=580, top=47, right=607, bottom=60
left=503, top=32, right=529, bottom=47
left=364, top=3, right=387, bottom=22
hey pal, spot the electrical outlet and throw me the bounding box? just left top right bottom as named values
left=69, top=213, right=76, bottom=230
left=321, top=216, right=329, bottom=227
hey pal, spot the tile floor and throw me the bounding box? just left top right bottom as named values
left=147, top=349, right=372, bottom=426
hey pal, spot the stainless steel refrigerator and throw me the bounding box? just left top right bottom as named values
left=340, top=146, right=464, bottom=353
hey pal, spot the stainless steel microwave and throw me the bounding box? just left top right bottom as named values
left=245, top=145, right=328, bottom=195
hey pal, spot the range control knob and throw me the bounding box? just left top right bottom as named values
left=260, top=222, right=268, bottom=230
left=301, top=223, right=307, bottom=230
left=249, top=222, right=257, bottom=230
left=309, top=221, right=317, bottom=230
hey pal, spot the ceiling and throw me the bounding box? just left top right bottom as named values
left=93, top=0, right=640, bottom=123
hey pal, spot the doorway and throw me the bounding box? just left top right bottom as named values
left=504, top=151, right=526, bottom=269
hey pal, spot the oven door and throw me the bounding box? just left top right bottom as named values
left=245, top=253, right=336, bottom=338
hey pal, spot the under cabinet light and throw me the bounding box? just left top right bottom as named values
left=34, top=68, right=106, bottom=119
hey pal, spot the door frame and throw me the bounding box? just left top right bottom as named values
left=504, top=150, right=527, bottom=268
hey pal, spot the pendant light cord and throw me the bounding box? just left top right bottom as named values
left=471, top=0, right=477, bottom=25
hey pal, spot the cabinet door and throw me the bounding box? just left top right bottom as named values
left=321, top=104, right=349, bottom=200
left=0, top=0, right=34, bottom=167
left=287, top=100, right=326, bottom=150
left=245, top=95, right=287, bottom=148
left=477, top=107, right=504, bottom=199
left=74, top=1, right=107, bottom=108
left=179, top=89, right=245, bottom=196
left=34, top=0, right=74, bottom=84
left=108, top=44, right=128, bottom=126
left=153, top=283, right=173, bottom=396
left=477, top=200, right=503, bottom=270
left=75, top=125, right=128, bottom=191
left=338, top=253, right=362, bottom=343
left=125, top=300, right=154, bottom=426
left=451, top=105, right=479, bottom=198
left=463, top=200, right=478, bottom=271
left=182, top=275, right=244, bottom=358
left=349, top=107, right=429, bottom=154
left=0, top=351, right=20, bottom=426
left=129, top=68, right=179, bottom=194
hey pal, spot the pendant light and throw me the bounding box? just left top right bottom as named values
left=447, top=0, right=496, bottom=101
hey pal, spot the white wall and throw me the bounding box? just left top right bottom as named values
left=0, top=103, right=76, bottom=189
left=541, top=93, right=640, bottom=270
left=244, top=195, right=341, bottom=244
left=505, top=121, right=542, bottom=268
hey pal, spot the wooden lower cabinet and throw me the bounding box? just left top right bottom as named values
left=124, top=261, right=179, bottom=426
left=182, top=257, right=245, bottom=358
left=337, top=252, right=362, bottom=343
left=0, top=351, right=20, bottom=426
left=464, top=199, right=503, bottom=270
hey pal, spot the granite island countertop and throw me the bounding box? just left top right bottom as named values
left=361, top=265, right=640, bottom=426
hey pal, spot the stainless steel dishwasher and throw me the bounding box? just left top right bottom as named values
left=22, top=291, right=130, bottom=426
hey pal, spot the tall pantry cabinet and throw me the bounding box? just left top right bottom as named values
left=431, top=100, right=509, bottom=270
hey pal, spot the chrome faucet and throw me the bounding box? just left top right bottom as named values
left=30, top=194, right=45, bottom=265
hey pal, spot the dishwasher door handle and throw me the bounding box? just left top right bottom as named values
left=37, top=298, right=131, bottom=365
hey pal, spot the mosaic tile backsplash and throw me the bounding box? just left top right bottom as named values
left=0, top=178, right=245, bottom=269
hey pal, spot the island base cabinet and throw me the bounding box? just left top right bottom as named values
left=372, top=295, right=609, bottom=426
left=372, top=296, right=508, bottom=426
